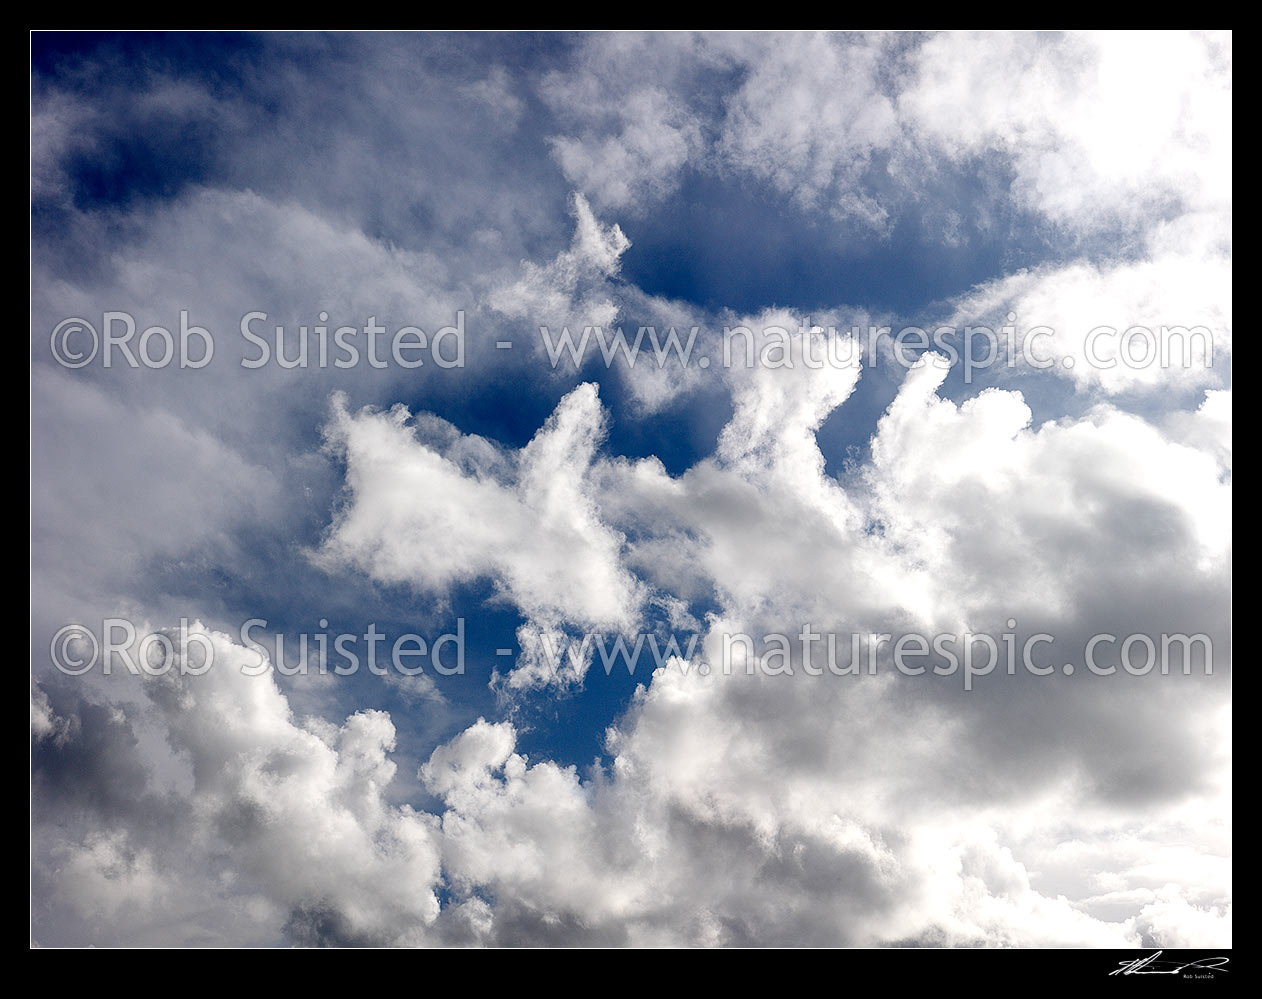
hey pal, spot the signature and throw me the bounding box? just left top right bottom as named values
left=1109, top=950, right=1230, bottom=976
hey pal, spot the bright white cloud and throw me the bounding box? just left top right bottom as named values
left=316, top=382, right=644, bottom=688
left=488, top=192, right=630, bottom=334
left=33, top=626, right=444, bottom=946
left=31, top=30, right=1231, bottom=950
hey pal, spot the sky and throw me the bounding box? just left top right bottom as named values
left=30, top=30, right=1231, bottom=947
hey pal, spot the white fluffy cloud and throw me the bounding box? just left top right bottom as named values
left=31, top=31, right=1231, bottom=949
left=716, top=32, right=901, bottom=229
left=290, top=314, right=1228, bottom=944
left=539, top=32, right=1230, bottom=239
left=316, top=383, right=644, bottom=688
left=33, top=626, right=444, bottom=946
left=900, top=31, right=1232, bottom=237
left=943, top=252, right=1231, bottom=396
left=488, top=192, right=630, bottom=333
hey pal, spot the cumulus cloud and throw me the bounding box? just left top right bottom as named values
left=716, top=32, right=902, bottom=229
left=537, top=32, right=715, bottom=212
left=31, top=31, right=1230, bottom=949
left=316, top=382, right=645, bottom=688
left=540, top=31, right=1231, bottom=251
left=488, top=191, right=631, bottom=334
left=943, top=252, right=1231, bottom=396
left=307, top=330, right=1227, bottom=945
left=900, top=31, right=1232, bottom=239
left=33, top=626, right=444, bottom=946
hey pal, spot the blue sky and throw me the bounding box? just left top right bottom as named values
left=31, top=31, right=1231, bottom=947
